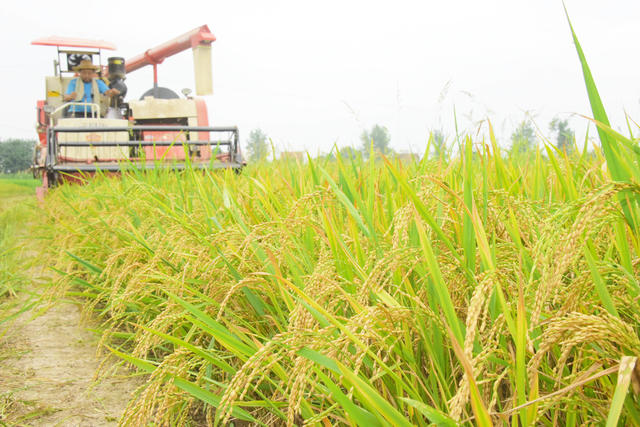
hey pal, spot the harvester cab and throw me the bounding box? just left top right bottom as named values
left=32, top=25, right=243, bottom=196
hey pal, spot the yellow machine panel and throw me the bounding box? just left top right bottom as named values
left=193, top=44, right=213, bottom=96
left=57, top=118, right=129, bottom=162
left=45, top=76, right=72, bottom=109
left=128, top=97, right=197, bottom=119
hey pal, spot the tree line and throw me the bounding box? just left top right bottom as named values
left=0, top=139, right=34, bottom=174
left=244, top=117, right=576, bottom=162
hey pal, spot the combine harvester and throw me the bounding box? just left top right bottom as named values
left=31, top=25, right=243, bottom=197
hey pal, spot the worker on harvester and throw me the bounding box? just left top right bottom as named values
left=63, top=59, right=120, bottom=117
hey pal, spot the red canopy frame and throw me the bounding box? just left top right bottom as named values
left=31, top=36, right=116, bottom=50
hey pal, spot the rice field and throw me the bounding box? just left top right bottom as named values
left=35, top=116, right=639, bottom=426
left=0, top=174, right=38, bottom=301
left=6, top=12, right=640, bottom=427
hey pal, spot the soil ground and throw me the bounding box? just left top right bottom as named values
left=0, top=296, right=142, bottom=426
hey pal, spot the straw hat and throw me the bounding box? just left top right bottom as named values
left=72, top=59, right=100, bottom=72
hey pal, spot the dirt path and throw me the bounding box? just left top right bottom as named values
left=1, top=293, right=142, bottom=426
left=1, top=291, right=144, bottom=426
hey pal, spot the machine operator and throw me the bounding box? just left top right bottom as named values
left=63, top=59, right=120, bottom=117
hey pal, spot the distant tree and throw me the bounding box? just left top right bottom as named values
left=430, top=129, right=447, bottom=159
left=0, top=139, right=34, bottom=174
left=338, top=146, right=360, bottom=160
left=246, top=129, right=269, bottom=162
left=361, top=125, right=391, bottom=157
left=549, top=117, right=575, bottom=153
left=510, top=120, right=536, bottom=156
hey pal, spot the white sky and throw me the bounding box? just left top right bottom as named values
left=1, top=1, right=640, bottom=154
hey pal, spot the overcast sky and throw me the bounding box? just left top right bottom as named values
left=1, top=1, right=639, bottom=154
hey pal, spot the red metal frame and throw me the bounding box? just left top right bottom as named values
left=36, top=100, right=47, bottom=148
left=143, top=131, right=188, bottom=160
left=32, top=26, right=215, bottom=84
left=31, top=36, right=116, bottom=50
left=195, top=98, right=211, bottom=159
left=125, top=25, right=216, bottom=75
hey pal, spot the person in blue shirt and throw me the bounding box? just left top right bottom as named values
left=63, top=59, right=120, bottom=117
